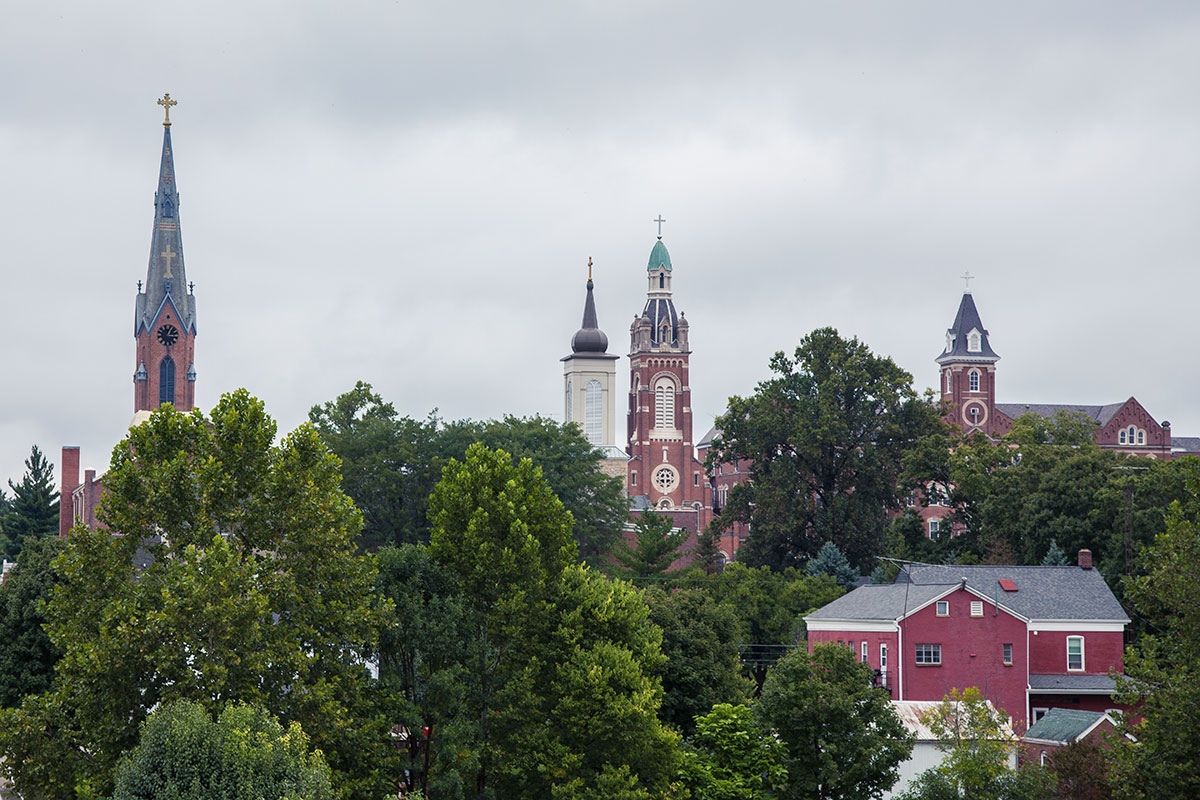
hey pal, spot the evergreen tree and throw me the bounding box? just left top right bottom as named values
left=4, top=446, right=58, bottom=558
left=1041, top=538, right=1069, bottom=566
left=611, top=510, right=689, bottom=581
left=805, top=540, right=859, bottom=588
left=0, top=536, right=65, bottom=708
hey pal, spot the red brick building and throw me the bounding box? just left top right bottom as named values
left=804, top=551, right=1128, bottom=735
left=60, top=95, right=198, bottom=535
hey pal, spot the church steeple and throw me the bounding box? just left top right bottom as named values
left=937, top=283, right=1001, bottom=435
left=571, top=258, right=609, bottom=354
left=133, top=95, right=197, bottom=415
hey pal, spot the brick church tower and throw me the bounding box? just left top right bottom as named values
left=626, top=233, right=708, bottom=512
left=937, top=287, right=1007, bottom=438
left=132, top=93, right=197, bottom=416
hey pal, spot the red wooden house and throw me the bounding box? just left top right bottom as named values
left=804, top=549, right=1127, bottom=735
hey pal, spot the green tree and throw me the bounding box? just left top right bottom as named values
left=611, top=510, right=689, bottom=581
left=704, top=563, right=844, bottom=695
left=0, top=392, right=391, bottom=800
left=312, top=383, right=627, bottom=560
left=376, top=544, right=479, bottom=799
left=0, top=536, right=65, bottom=708
left=757, top=642, right=912, bottom=800
left=1047, top=738, right=1113, bottom=800
left=897, top=687, right=1052, bottom=800
left=428, top=444, right=678, bottom=798
left=644, top=587, right=750, bottom=735
left=1109, top=462, right=1200, bottom=800
left=2, top=446, right=59, bottom=559
left=112, top=700, right=331, bottom=800
left=806, top=540, right=859, bottom=588
left=309, top=381, right=448, bottom=550
left=681, top=703, right=785, bottom=800
left=708, top=327, right=946, bottom=571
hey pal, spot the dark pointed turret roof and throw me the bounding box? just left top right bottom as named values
left=936, top=291, right=997, bottom=364
left=571, top=277, right=609, bottom=354
left=135, top=120, right=196, bottom=335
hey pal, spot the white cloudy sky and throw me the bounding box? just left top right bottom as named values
left=3, top=1, right=1199, bottom=487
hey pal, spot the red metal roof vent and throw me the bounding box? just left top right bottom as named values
left=998, top=579, right=1018, bottom=592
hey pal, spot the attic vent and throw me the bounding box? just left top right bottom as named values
left=999, top=579, right=1018, bottom=592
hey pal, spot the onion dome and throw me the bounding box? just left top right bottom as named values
left=571, top=277, right=609, bottom=353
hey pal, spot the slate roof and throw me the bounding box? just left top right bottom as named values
left=697, top=425, right=719, bottom=448
left=1172, top=436, right=1200, bottom=454
left=1023, top=708, right=1110, bottom=743
left=135, top=124, right=197, bottom=336
left=807, top=564, right=1128, bottom=623
left=567, top=277, right=613, bottom=356
left=1028, top=674, right=1120, bottom=692
left=901, top=564, right=1129, bottom=622
left=936, top=292, right=999, bottom=364
left=995, top=403, right=1123, bottom=428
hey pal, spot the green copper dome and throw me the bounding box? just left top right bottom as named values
left=647, top=239, right=672, bottom=272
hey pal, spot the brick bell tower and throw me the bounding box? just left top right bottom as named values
left=937, top=279, right=1003, bottom=437
left=627, top=224, right=708, bottom=511
left=133, top=94, right=197, bottom=416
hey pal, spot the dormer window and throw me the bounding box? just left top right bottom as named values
left=967, top=329, right=982, bottom=353
left=945, top=333, right=955, bottom=353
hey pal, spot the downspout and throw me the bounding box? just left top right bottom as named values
left=896, top=618, right=904, bottom=701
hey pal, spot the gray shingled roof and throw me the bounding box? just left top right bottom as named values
left=697, top=425, right=719, bottom=448
left=995, top=403, right=1123, bottom=428
left=1028, top=674, right=1120, bottom=692
left=1023, top=708, right=1109, bottom=743
left=807, top=564, right=1128, bottom=623
left=902, top=564, right=1129, bottom=621
left=1172, top=436, right=1200, bottom=454
left=936, top=292, right=999, bottom=364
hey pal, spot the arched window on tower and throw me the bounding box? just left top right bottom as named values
left=159, top=357, right=175, bottom=406
left=565, top=379, right=572, bottom=423
left=969, top=369, right=980, bottom=392
left=944, top=370, right=951, bottom=394
left=585, top=380, right=603, bottom=444
left=162, top=197, right=174, bottom=218
left=659, top=273, right=664, bottom=288
left=654, top=377, right=676, bottom=429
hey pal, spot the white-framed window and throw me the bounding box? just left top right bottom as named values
left=968, top=329, right=982, bottom=352
left=971, top=601, right=984, bottom=617
left=1033, top=707, right=1050, bottom=723
left=929, top=519, right=941, bottom=538
left=1003, top=643, right=1013, bottom=665
left=915, top=643, right=942, bottom=665
left=849, top=640, right=856, bottom=657
left=936, top=600, right=949, bottom=617
left=1067, top=636, right=1085, bottom=671
left=1040, top=750, right=1048, bottom=767
left=861, top=641, right=868, bottom=663
left=969, top=369, right=980, bottom=392
left=944, top=370, right=951, bottom=394
left=654, top=377, right=676, bottom=429
left=584, top=380, right=603, bottom=444
left=565, top=379, right=572, bottom=422
left=880, top=643, right=888, bottom=669
left=630, top=471, right=637, bottom=487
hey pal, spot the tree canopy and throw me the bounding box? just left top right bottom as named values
left=757, top=642, right=912, bottom=800
left=1, top=445, right=58, bottom=559
left=707, top=327, right=946, bottom=571
left=0, top=392, right=391, bottom=800
left=611, top=510, right=689, bottom=581
left=112, top=700, right=331, bottom=800
left=0, top=535, right=64, bottom=708
left=311, top=381, right=627, bottom=559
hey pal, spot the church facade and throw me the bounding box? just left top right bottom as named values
left=60, top=95, right=199, bottom=535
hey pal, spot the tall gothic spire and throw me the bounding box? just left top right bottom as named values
left=135, top=96, right=196, bottom=338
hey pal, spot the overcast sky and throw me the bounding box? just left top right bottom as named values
left=3, top=2, right=1199, bottom=488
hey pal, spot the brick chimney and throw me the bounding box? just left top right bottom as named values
left=1078, top=549, right=1093, bottom=570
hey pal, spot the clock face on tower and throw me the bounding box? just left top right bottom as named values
left=156, top=324, right=179, bottom=346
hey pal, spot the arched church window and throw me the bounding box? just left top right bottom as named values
left=585, top=380, right=603, bottom=444
left=654, top=378, right=675, bottom=429
left=565, top=379, right=572, bottom=423
left=659, top=273, right=665, bottom=288
left=969, top=369, right=980, bottom=392
left=1119, top=430, right=1126, bottom=444
left=944, top=371, right=951, bottom=394
left=1138, top=429, right=1145, bottom=445
left=159, top=357, right=175, bottom=406
left=162, top=197, right=174, bottom=218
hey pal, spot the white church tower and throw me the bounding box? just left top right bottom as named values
left=562, top=260, right=628, bottom=481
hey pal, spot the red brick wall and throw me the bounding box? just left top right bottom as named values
left=1028, top=629, right=1124, bottom=675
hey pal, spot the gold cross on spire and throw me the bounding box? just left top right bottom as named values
left=588, top=256, right=593, bottom=281
left=157, top=93, right=177, bottom=127
left=161, top=243, right=177, bottom=278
